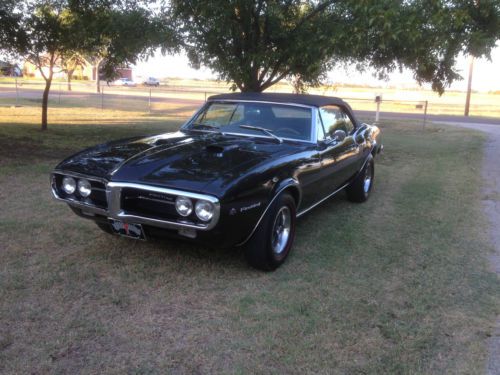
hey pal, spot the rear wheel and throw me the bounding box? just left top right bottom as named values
left=244, top=193, right=296, bottom=271
left=346, top=156, right=374, bottom=202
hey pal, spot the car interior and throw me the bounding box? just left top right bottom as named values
left=197, top=102, right=313, bottom=141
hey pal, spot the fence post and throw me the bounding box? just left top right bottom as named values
left=423, top=100, right=428, bottom=130
left=58, top=83, right=61, bottom=105
left=101, top=87, right=104, bottom=110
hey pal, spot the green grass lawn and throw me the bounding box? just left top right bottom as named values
left=0, top=110, right=499, bottom=374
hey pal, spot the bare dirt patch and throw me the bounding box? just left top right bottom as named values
left=438, top=121, right=500, bottom=375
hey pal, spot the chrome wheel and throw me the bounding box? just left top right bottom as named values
left=271, top=206, right=292, bottom=255
left=363, top=163, right=372, bottom=194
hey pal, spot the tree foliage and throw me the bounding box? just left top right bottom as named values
left=0, top=1, right=25, bottom=51
left=80, top=3, right=178, bottom=92
left=0, top=0, right=175, bottom=129
left=170, top=0, right=500, bottom=93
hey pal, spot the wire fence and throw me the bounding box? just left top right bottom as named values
left=0, top=78, right=430, bottom=126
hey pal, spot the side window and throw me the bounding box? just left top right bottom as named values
left=316, top=112, right=325, bottom=141
left=342, top=111, right=355, bottom=134
left=319, top=105, right=355, bottom=136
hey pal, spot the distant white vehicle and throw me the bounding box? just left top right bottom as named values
left=113, top=78, right=137, bottom=87
left=143, top=77, right=160, bottom=87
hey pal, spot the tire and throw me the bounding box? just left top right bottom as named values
left=244, top=193, right=296, bottom=271
left=96, top=222, right=114, bottom=234
left=346, top=155, right=374, bottom=203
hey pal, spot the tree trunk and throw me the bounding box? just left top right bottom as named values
left=41, top=77, right=52, bottom=131
left=67, top=69, right=74, bottom=91
left=96, top=58, right=103, bottom=93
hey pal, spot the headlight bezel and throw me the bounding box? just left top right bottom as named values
left=77, top=179, right=92, bottom=198
left=175, top=196, right=193, bottom=217
left=62, top=176, right=76, bottom=195
left=195, top=200, right=215, bottom=222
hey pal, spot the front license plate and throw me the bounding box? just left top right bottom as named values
left=109, top=220, right=146, bottom=240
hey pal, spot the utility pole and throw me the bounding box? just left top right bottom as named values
left=464, top=56, right=474, bottom=117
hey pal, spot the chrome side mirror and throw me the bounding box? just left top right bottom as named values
left=332, top=129, right=346, bottom=142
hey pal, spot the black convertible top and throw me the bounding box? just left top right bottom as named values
left=208, top=92, right=349, bottom=108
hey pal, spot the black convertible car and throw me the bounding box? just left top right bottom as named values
left=51, top=93, right=382, bottom=270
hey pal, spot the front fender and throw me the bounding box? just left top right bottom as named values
left=233, top=178, right=301, bottom=246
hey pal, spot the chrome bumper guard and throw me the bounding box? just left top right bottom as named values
left=52, top=180, right=220, bottom=231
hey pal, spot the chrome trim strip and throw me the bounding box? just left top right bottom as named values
left=107, top=182, right=219, bottom=204
left=51, top=171, right=108, bottom=214
left=296, top=183, right=349, bottom=218
left=296, top=143, right=376, bottom=218
left=207, top=99, right=316, bottom=109
left=311, top=107, right=319, bottom=143
left=53, top=170, right=108, bottom=184
left=51, top=187, right=108, bottom=216
left=237, top=145, right=376, bottom=244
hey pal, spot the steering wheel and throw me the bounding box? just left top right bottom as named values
left=276, top=127, right=301, bottom=136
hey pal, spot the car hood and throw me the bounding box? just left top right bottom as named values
left=56, top=131, right=304, bottom=196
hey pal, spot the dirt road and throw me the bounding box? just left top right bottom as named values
left=438, top=121, right=500, bottom=375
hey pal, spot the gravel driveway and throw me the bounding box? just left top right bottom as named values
left=438, top=121, right=500, bottom=375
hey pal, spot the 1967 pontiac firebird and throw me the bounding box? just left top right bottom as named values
left=51, top=93, right=382, bottom=270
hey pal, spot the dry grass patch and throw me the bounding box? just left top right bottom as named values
left=0, top=116, right=498, bottom=374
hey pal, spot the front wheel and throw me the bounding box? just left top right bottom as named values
left=244, top=193, right=296, bottom=271
left=346, top=155, right=374, bottom=202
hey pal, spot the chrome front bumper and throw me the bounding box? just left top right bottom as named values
left=52, top=176, right=220, bottom=231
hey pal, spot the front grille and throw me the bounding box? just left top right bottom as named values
left=121, top=187, right=179, bottom=221
left=89, top=181, right=107, bottom=208
left=55, top=179, right=220, bottom=230
left=53, top=173, right=108, bottom=209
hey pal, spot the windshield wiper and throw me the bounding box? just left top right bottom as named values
left=239, top=125, right=282, bottom=144
left=191, top=123, right=221, bottom=132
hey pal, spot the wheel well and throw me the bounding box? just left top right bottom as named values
left=283, top=186, right=301, bottom=207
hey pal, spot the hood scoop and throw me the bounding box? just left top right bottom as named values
left=154, top=138, right=174, bottom=146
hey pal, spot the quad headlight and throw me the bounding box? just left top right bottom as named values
left=195, top=200, right=215, bottom=221
left=77, top=179, right=92, bottom=198
left=175, top=196, right=193, bottom=216
left=62, top=177, right=76, bottom=194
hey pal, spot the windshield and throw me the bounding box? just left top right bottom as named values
left=186, top=101, right=313, bottom=141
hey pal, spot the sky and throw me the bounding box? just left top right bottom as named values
left=135, top=44, right=500, bottom=92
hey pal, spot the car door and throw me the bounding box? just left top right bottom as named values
left=317, top=105, right=361, bottom=195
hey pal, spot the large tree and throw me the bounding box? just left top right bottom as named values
left=12, top=2, right=80, bottom=131
left=0, top=0, right=175, bottom=130
left=170, top=0, right=500, bottom=93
